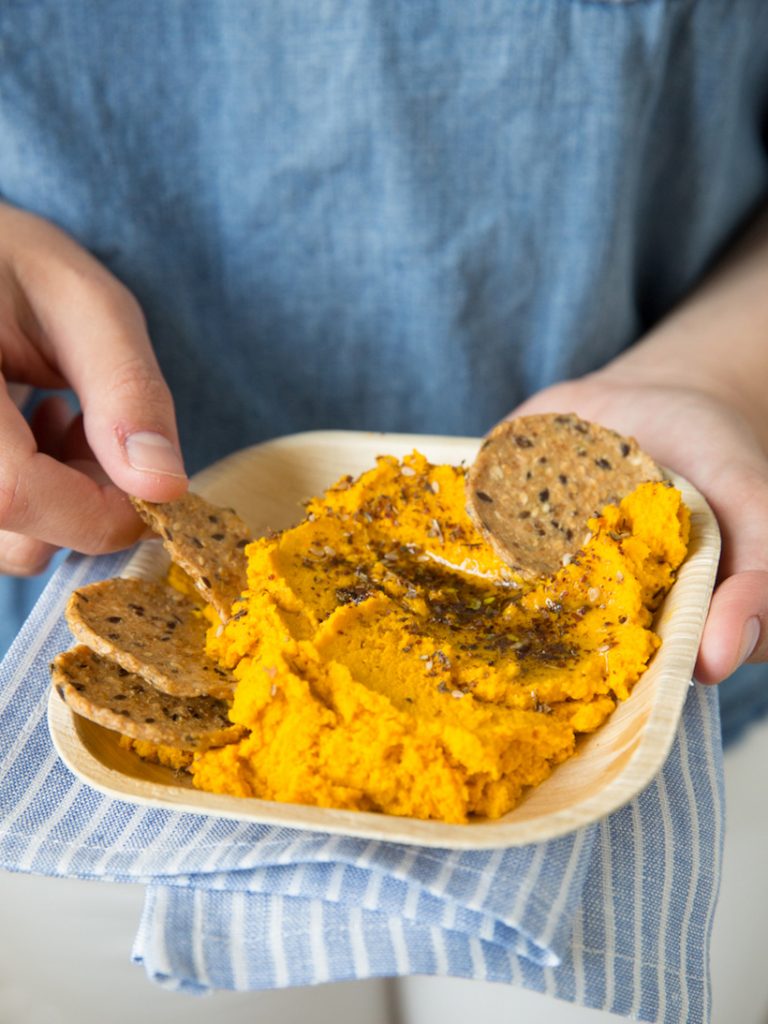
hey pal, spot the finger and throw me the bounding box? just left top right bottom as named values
left=6, top=383, right=32, bottom=408
left=2, top=452, right=145, bottom=553
left=66, top=456, right=159, bottom=538
left=28, top=407, right=112, bottom=487
left=694, top=570, right=768, bottom=684
left=703, top=461, right=768, bottom=581
left=65, top=456, right=111, bottom=487
left=12, top=244, right=188, bottom=501
left=58, top=412, right=94, bottom=464
left=36, top=409, right=107, bottom=470
left=0, top=390, right=145, bottom=553
left=0, top=530, right=59, bottom=576
left=27, top=394, right=75, bottom=458
left=688, top=458, right=768, bottom=685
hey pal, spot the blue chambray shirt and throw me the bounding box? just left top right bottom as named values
left=0, top=0, right=767, bottom=728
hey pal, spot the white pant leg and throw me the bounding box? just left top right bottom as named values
left=708, top=715, right=768, bottom=1024
left=0, top=872, right=393, bottom=1024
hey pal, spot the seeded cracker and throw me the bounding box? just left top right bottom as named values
left=467, top=413, right=664, bottom=578
left=66, top=578, right=235, bottom=700
left=131, top=492, right=251, bottom=619
left=51, top=646, right=243, bottom=750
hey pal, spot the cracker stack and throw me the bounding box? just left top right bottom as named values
left=51, top=492, right=252, bottom=752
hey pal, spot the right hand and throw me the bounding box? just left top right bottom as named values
left=510, top=371, right=768, bottom=686
left=0, top=201, right=188, bottom=576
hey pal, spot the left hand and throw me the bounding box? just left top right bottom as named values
left=507, top=370, right=768, bottom=684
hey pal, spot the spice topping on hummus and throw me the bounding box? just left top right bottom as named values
left=188, top=452, right=689, bottom=822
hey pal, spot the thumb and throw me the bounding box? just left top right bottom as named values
left=19, top=250, right=188, bottom=501
left=695, top=570, right=768, bottom=683
left=691, top=456, right=768, bottom=684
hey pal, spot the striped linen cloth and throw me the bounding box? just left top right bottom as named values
left=0, top=552, right=724, bottom=1023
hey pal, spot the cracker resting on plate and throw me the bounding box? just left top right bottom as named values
left=52, top=646, right=241, bottom=750
left=65, top=577, right=235, bottom=700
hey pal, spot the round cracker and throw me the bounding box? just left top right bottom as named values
left=66, top=578, right=236, bottom=700
left=467, top=413, right=663, bottom=577
left=51, top=646, right=242, bottom=751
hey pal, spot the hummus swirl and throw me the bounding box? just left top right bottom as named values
left=191, top=452, right=689, bottom=823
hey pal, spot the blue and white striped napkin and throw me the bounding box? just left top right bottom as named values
left=0, top=552, right=724, bottom=1023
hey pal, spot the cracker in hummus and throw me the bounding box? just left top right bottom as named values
left=131, top=492, right=251, bottom=619
left=467, top=413, right=664, bottom=577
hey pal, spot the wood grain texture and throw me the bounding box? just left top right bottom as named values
left=48, top=431, right=720, bottom=849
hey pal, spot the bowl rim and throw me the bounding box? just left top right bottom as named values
left=48, top=430, right=721, bottom=849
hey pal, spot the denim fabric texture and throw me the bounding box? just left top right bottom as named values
left=0, top=0, right=766, bottom=457
left=1, top=0, right=767, bottom=731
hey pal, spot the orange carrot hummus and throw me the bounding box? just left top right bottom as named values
left=184, top=452, right=689, bottom=824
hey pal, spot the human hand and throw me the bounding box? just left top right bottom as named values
left=508, top=370, right=768, bottom=684
left=0, top=202, right=187, bottom=576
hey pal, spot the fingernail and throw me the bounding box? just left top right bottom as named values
left=124, top=432, right=186, bottom=478
left=737, top=617, right=761, bottom=668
